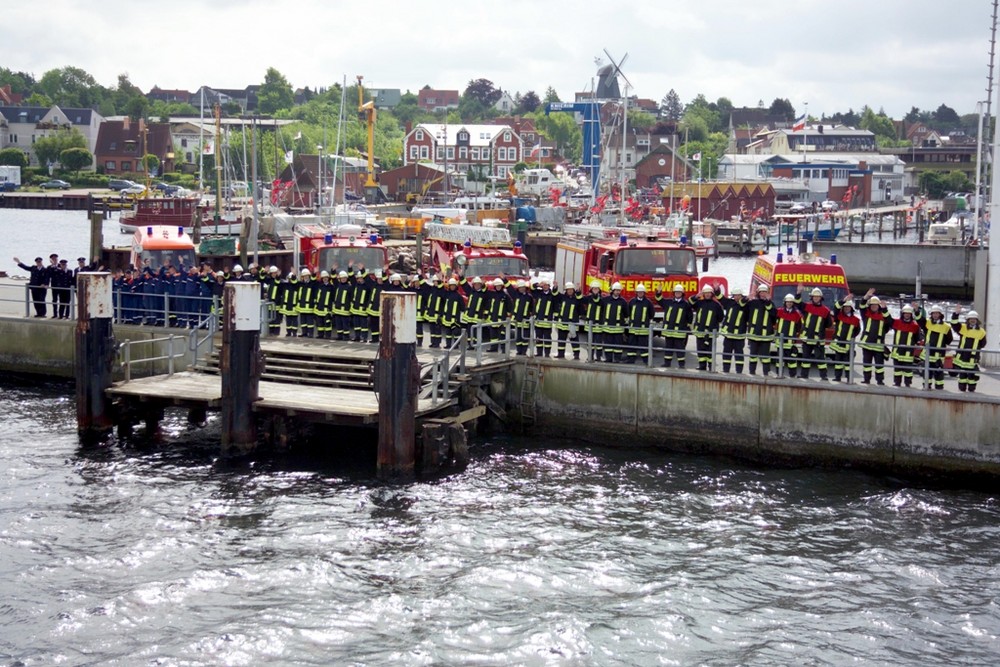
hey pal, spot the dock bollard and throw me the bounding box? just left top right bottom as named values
left=75, top=272, right=115, bottom=441
left=220, top=282, right=263, bottom=454
left=376, top=291, right=419, bottom=481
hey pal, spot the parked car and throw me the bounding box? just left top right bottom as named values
left=121, top=184, right=147, bottom=196
left=39, top=179, right=71, bottom=190
left=789, top=203, right=808, bottom=213
left=152, top=182, right=181, bottom=196
left=108, top=178, right=137, bottom=191
left=820, top=200, right=838, bottom=212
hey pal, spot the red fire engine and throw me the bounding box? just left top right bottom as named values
left=425, top=222, right=529, bottom=282
left=294, top=224, right=388, bottom=275
left=554, top=227, right=727, bottom=301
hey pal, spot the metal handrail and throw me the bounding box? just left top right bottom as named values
left=118, top=334, right=188, bottom=382
left=420, top=331, right=468, bottom=405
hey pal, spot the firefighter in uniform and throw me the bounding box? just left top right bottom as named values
left=625, top=284, right=654, bottom=364
left=690, top=284, right=723, bottom=371
left=922, top=304, right=952, bottom=390
left=486, top=277, right=511, bottom=352
left=745, top=285, right=776, bottom=376
left=951, top=309, right=987, bottom=392
left=828, top=297, right=861, bottom=382
left=281, top=271, right=300, bottom=336
left=296, top=268, right=316, bottom=338
left=426, top=275, right=444, bottom=348
left=532, top=278, right=558, bottom=357
left=314, top=270, right=334, bottom=339
left=775, top=293, right=803, bottom=376
left=437, top=278, right=465, bottom=347
left=657, top=283, right=692, bottom=368
left=367, top=271, right=387, bottom=344
left=554, top=282, right=582, bottom=359
left=602, top=282, right=628, bottom=363
left=858, top=291, right=892, bottom=385
left=411, top=274, right=431, bottom=346
left=266, top=266, right=283, bottom=336
left=796, top=287, right=832, bottom=380
left=584, top=280, right=606, bottom=361
left=719, top=286, right=748, bottom=373
left=350, top=270, right=372, bottom=342
left=331, top=270, right=353, bottom=340
left=890, top=304, right=923, bottom=387
left=463, top=276, right=488, bottom=346
left=509, top=279, right=534, bottom=356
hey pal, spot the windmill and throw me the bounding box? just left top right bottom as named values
left=603, top=50, right=632, bottom=223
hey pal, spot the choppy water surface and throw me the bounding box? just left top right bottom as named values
left=1, top=380, right=999, bottom=666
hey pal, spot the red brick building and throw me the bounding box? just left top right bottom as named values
left=94, top=118, right=174, bottom=176
left=417, top=89, right=459, bottom=112
left=402, top=123, right=523, bottom=179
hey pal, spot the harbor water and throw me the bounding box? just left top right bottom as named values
left=2, top=379, right=1000, bottom=665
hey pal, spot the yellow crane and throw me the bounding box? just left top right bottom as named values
left=356, top=75, right=378, bottom=192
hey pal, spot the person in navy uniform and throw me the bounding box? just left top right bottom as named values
left=13, top=256, right=49, bottom=317
left=50, top=258, right=74, bottom=319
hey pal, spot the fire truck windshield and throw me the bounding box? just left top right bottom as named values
left=140, top=249, right=197, bottom=270
left=616, top=248, right=696, bottom=276
left=318, top=247, right=385, bottom=272
left=458, top=256, right=530, bottom=278
left=770, top=285, right=849, bottom=308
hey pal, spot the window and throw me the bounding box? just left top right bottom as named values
left=121, top=161, right=132, bottom=171
left=497, top=166, right=508, bottom=177
left=498, top=147, right=507, bottom=161
left=458, top=131, right=468, bottom=142
left=105, top=161, right=116, bottom=170
left=410, top=145, right=418, bottom=160
left=626, top=153, right=632, bottom=164
left=415, top=129, right=424, bottom=141
left=420, top=146, right=428, bottom=160
left=459, top=146, right=467, bottom=159
left=504, top=131, right=511, bottom=142
left=447, top=147, right=454, bottom=160
left=31, top=135, right=36, bottom=144
left=185, top=152, right=192, bottom=163
left=471, top=148, right=479, bottom=160
left=110, top=142, right=117, bottom=151
left=181, top=138, right=188, bottom=147
left=436, top=147, right=444, bottom=160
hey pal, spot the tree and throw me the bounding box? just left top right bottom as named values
left=714, top=97, right=733, bottom=125
left=36, top=66, right=108, bottom=108
left=768, top=98, right=795, bottom=121
left=627, top=109, right=656, bottom=131
left=258, top=67, right=295, bottom=114
left=33, top=128, right=87, bottom=167
left=543, top=86, right=561, bottom=103
left=0, top=67, right=35, bottom=96
left=859, top=107, right=896, bottom=141
left=903, top=106, right=923, bottom=123
left=660, top=89, right=682, bottom=121
left=59, top=147, right=93, bottom=172
left=0, top=148, right=29, bottom=168
left=532, top=110, right=581, bottom=162
left=463, top=78, right=502, bottom=107
left=933, top=103, right=960, bottom=127
left=142, top=153, right=160, bottom=175
left=519, top=90, right=540, bottom=113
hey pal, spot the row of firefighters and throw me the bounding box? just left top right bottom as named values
left=254, top=266, right=989, bottom=394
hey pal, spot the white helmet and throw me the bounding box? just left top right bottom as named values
left=374, top=269, right=383, bottom=279
left=389, top=273, right=401, bottom=282
left=702, top=284, right=714, bottom=294
left=901, top=305, right=914, bottom=315
left=810, top=287, right=823, bottom=297
left=590, top=280, right=602, bottom=290
left=516, top=280, right=527, bottom=288
left=611, top=282, right=622, bottom=291
left=564, top=281, right=575, bottom=291
left=493, top=278, right=504, bottom=287
left=868, top=296, right=881, bottom=306
left=757, top=284, right=769, bottom=293
left=929, top=304, right=943, bottom=315
left=269, top=266, right=279, bottom=274
left=842, top=300, right=855, bottom=310
left=338, top=270, right=348, bottom=279
left=731, top=287, right=744, bottom=296
left=320, top=270, right=330, bottom=278
left=472, top=276, right=483, bottom=285
left=635, top=284, right=646, bottom=292
left=447, top=278, right=458, bottom=286
left=967, top=310, right=980, bottom=320
left=287, top=272, right=296, bottom=280
left=784, top=293, right=795, bottom=302
left=300, top=268, right=311, bottom=276
left=673, top=283, right=685, bottom=292
left=233, top=264, right=243, bottom=273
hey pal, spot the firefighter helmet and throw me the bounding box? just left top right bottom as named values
left=389, top=273, right=401, bottom=282
left=929, top=304, right=943, bottom=315
left=731, top=287, right=744, bottom=296
left=673, top=283, right=685, bottom=292
left=269, top=266, right=279, bottom=274
left=320, top=270, right=329, bottom=278
left=447, top=278, right=458, bottom=286
left=810, top=288, right=823, bottom=297
left=472, top=276, right=483, bottom=284
left=233, top=264, right=243, bottom=273
left=300, top=268, right=311, bottom=276
left=564, top=281, right=575, bottom=291
left=590, top=280, right=602, bottom=290
left=611, top=282, right=623, bottom=291
left=493, top=278, right=504, bottom=287
left=784, top=293, right=795, bottom=302
left=702, top=284, right=714, bottom=293
left=757, top=285, right=769, bottom=293
left=842, top=300, right=855, bottom=310
left=338, top=270, right=348, bottom=279
left=517, top=280, right=527, bottom=288
left=635, top=284, right=646, bottom=292
left=868, top=296, right=881, bottom=306
left=901, top=305, right=914, bottom=315
left=967, top=310, right=980, bottom=320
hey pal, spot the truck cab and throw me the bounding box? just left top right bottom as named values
left=294, top=224, right=388, bottom=275
left=424, top=222, right=529, bottom=282
left=749, top=249, right=849, bottom=306
left=130, top=225, right=197, bottom=271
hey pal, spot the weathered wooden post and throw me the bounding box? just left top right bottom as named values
left=220, top=281, right=263, bottom=454
left=89, top=212, right=104, bottom=267
left=376, top=291, right=419, bottom=481
left=75, top=272, right=115, bottom=441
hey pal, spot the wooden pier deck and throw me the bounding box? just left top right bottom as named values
left=106, top=337, right=514, bottom=427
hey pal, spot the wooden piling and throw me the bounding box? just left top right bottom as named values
left=75, top=272, right=115, bottom=441
left=376, top=291, right=419, bottom=481
left=220, top=282, right=263, bottom=454
left=89, top=212, right=104, bottom=266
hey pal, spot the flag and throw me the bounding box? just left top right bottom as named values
left=691, top=152, right=702, bottom=161
left=792, top=114, right=806, bottom=131
left=202, top=141, right=214, bottom=154
left=530, top=142, right=542, bottom=158
left=284, top=150, right=294, bottom=164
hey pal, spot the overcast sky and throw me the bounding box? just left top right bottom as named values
left=6, top=0, right=994, bottom=118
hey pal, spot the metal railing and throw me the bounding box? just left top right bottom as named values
left=118, top=334, right=188, bottom=382
left=421, top=331, right=469, bottom=405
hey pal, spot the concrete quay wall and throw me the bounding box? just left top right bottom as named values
left=0, top=317, right=201, bottom=379
left=517, top=362, right=1000, bottom=479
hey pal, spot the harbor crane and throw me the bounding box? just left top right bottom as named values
left=356, top=75, right=384, bottom=203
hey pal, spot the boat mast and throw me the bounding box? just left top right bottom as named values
left=198, top=87, right=204, bottom=191
left=213, top=104, right=222, bottom=234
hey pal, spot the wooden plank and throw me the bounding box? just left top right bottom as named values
left=476, top=387, right=508, bottom=423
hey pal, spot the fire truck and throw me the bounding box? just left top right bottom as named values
left=130, top=225, right=197, bottom=271
left=748, top=247, right=850, bottom=306
left=294, top=224, right=389, bottom=275
left=425, top=222, right=529, bottom=282
left=554, top=226, right=726, bottom=301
